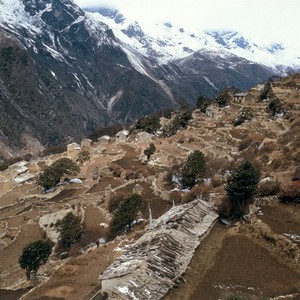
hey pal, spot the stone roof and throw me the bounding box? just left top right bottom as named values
left=100, top=199, right=218, bottom=299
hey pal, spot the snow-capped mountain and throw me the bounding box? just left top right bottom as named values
left=86, top=7, right=300, bottom=73
left=0, top=0, right=175, bottom=155
left=0, top=0, right=283, bottom=155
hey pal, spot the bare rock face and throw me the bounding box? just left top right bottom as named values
left=99, top=199, right=218, bottom=299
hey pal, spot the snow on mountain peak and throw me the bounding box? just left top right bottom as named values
left=85, top=5, right=300, bottom=72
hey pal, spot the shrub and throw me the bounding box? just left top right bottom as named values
left=0, top=161, right=9, bottom=171
left=37, top=158, right=80, bottom=190
left=258, top=179, right=281, bottom=196
left=238, top=133, right=264, bottom=151
left=259, top=141, right=277, bottom=154
left=233, top=107, right=254, bottom=127
left=144, top=143, right=156, bottom=160
left=109, top=163, right=123, bottom=177
left=88, top=124, right=123, bottom=141
left=215, top=88, right=233, bottom=107
left=293, top=165, right=300, bottom=181
left=270, top=158, right=282, bottom=170
left=77, top=150, right=90, bottom=164
left=132, top=114, right=160, bottom=134
left=182, top=184, right=212, bottom=203
left=268, top=98, right=283, bottom=115
left=163, top=105, right=192, bottom=136
left=41, top=145, right=67, bottom=156
left=226, top=160, right=261, bottom=219
left=56, top=212, right=84, bottom=250
left=196, top=95, right=210, bottom=112
left=169, top=191, right=183, bottom=205
left=181, top=150, right=206, bottom=189
left=278, top=181, right=300, bottom=204
left=19, top=240, right=52, bottom=280
left=226, top=294, right=247, bottom=300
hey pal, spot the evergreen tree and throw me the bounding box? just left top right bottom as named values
left=37, top=158, right=79, bottom=190
left=181, top=150, right=206, bottom=188
left=133, top=114, right=161, bottom=134
left=258, top=81, right=274, bottom=101
left=196, top=95, right=210, bottom=112
left=19, top=240, right=52, bottom=280
left=56, top=212, right=83, bottom=249
left=226, top=160, right=261, bottom=219
left=112, top=194, right=145, bottom=232
left=215, top=89, right=232, bottom=107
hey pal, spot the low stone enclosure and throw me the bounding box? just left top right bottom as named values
left=99, top=199, right=218, bottom=299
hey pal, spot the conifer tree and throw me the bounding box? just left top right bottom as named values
left=226, top=160, right=261, bottom=219
left=19, top=240, right=52, bottom=280
left=181, top=150, right=206, bottom=188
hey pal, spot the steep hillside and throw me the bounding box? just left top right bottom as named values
left=0, top=0, right=283, bottom=157
left=0, top=0, right=175, bottom=157
left=0, top=76, right=299, bottom=300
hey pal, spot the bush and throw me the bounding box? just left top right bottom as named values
left=258, top=179, right=281, bottom=196
left=132, top=114, right=160, bottom=134
left=215, top=88, right=235, bottom=107
left=226, top=160, right=261, bottom=219
left=0, top=161, right=9, bottom=171
left=144, top=143, right=156, bottom=160
left=77, top=150, right=90, bottom=164
left=233, top=107, right=254, bottom=127
left=88, top=124, right=123, bottom=141
left=37, top=158, right=80, bottom=190
left=182, top=184, right=212, bottom=203
left=163, top=105, right=192, bottom=136
left=226, top=294, right=247, bottom=300
left=56, top=212, right=83, bottom=250
left=19, top=240, right=52, bottom=280
left=268, top=98, right=283, bottom=115
left=238, top=134, right=264, bottom=151
left=181, top=150, right=206, bottom=189
left=259, top=141, right=277, bottom=154
left=278, top=181, right=300, bottom=203
left=196, top=95, right=210, bottom=112
left=109, top=163, right=123, bottom=177
left=41, top=145, right=67, bottom=156
left=291, top=118, right=300, bottom=129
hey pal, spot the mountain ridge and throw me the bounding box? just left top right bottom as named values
left=87, top=6, right=300, bottom=73
left=0, top=0, right=294, bottom=157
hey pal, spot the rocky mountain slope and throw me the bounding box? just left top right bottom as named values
left=0, top=0, right=285, bottom=157
left=87, top=7, right=300, bottom=72
left=0, top=75, right=299, bottom=299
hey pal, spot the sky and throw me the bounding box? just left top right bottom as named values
left=73, top=0, right=300, bottom=47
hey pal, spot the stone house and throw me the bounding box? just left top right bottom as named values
left=205, top=105, right=222, bottom=120
left=116, top=130, right=129, bottom=142
left=67, top=142, right=81, bottom=158
left=233, top=92, right=256, bottom=104
left=81, top=138, right=92, bottom=149
left=233, top=93, right=247, bottom=104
